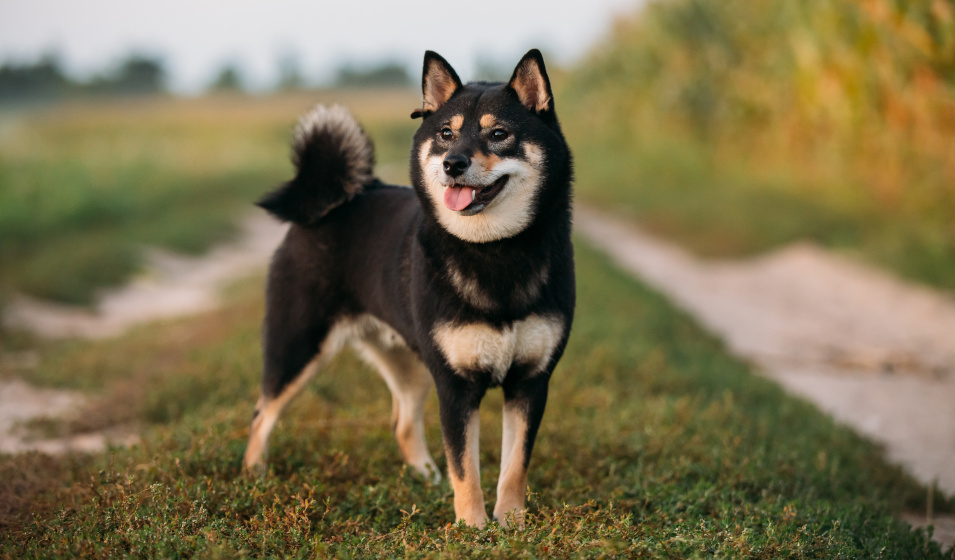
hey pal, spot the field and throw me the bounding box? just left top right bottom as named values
left=0, top=91, right=419, bottom=306
left=560, top=0, right=955, bottom=292
left=1, top=89, right=953, bottom=557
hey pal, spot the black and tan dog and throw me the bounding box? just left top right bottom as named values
left=243, top=49, right=574, bottom=528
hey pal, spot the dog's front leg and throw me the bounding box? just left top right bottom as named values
left=495, top=372, right=549, bottom=528
left=435, top=373, right=489, bottom=527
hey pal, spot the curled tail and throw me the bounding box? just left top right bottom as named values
left=258, top=104, right=375, bottom=226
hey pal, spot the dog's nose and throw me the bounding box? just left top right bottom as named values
left=443, top=154, right=470, bottom=178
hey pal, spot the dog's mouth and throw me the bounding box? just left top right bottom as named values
left=443, top=175, right=509, bottom=216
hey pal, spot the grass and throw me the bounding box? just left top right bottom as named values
left=0, top=90, right=419, bottom=306
left=563, top=127, right=955, bottom=289
left=1, top=242, right=952, bottom=558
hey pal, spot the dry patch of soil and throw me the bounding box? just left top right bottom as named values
left=0, top=213, right=286, bottom=454
left=3, top=214, right=286, bottom=338
left=0, top=378, right=138, bottom=454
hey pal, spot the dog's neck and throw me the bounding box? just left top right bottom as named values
left=415, top=194, right=571, bottom=317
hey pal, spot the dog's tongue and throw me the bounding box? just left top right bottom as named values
left=444, top=186, right=475, bottom=212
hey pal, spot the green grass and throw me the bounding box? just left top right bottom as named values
left=1, top=243, right=951, bottom=558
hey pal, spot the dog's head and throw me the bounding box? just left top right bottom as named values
left=410, top=50, right=571, bottom=244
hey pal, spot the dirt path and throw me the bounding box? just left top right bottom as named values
left=575, top=205, right=955, bottom=495
left=0, top=378, right=139, bottom=454
left=0, top=213, right=287, bottom=453
left=3, top=213, right=287, bottom=338
left=576, top=205, right=955, bottom=544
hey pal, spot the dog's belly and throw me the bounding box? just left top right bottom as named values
left=326, top=313, right=409, bottom=352
left=432, top=315, right=564, bottom=383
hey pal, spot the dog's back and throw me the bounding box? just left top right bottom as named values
left=265, top=184, right=424, bottom=359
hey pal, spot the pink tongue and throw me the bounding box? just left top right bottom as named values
left=444, top=186, right=474, bottom=212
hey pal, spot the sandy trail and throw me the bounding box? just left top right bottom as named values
left=0, top=213, right=288, bottom=453
left=3, top=213, right=288, bottom=339
left=576, top=206, right=955, bottom=546
left=575, top=205, right=955, bottom=496
left=0, top=378, right=139, bottom=454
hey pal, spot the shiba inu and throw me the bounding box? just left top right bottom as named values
left=243, top=49, right=574, bottom=528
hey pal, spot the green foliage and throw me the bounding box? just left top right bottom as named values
left=209, top=64, right=246, bottom=93
left=1, top=244, right=950, bottom=557
left=572, top=0, right=955, bottom=142
left=87, top=55, right=167, bottom=96
left=562, top=0, right=955, bottom=291
left=0, top=53, right=167, bottom=102
left=334, top=61, right=412, bottom=88
left=0, top=54, right=72, bottom=102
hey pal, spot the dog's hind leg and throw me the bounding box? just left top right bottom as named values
left=354, top=338, right=440, bottom=482
left=244, top=358, right=323, bottom=474
left=493, top=373, right=549, bottom=529
left=244, top=317, right=335, bottom=474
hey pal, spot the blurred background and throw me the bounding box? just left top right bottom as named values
left=1, top=0, right=953, bottom=312
left=0, top=0, right=637, bottom=308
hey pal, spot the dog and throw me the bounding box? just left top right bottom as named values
left=243, top=49, right=574, bottom=528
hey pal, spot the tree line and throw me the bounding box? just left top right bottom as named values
left=0, top=53, right=417, bottom=102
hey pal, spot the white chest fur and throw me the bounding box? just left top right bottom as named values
left=432, top=314, right=564, bottom=383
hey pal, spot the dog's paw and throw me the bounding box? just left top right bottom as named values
left=493, top=509, right=526, bottom=530
left=243, top=457, right=268, bottom=477
left=413, top=461, right=443, bottom=484
left=455, top=513, right=489, bottom=529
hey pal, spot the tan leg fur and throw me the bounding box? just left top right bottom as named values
left=243, top=357, right=323, bottom=473
left=353, top=339, right=440, bottom=481
left=446, top=412, right=488, bottom=527
left=494, top=404, right=529, bottom=528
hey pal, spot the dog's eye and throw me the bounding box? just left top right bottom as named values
left=440, top=127, right=454, bottom=140
left=491, top=129, right=509, bottom=141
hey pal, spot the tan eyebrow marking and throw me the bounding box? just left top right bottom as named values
left=449, top=115, right=464, bottom=132
left=480, top=114, right=497, bottom=129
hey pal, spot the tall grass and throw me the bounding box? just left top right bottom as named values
left=562, top=0, right=955, bottom=290
left=0, top=91, right=418, bottom=305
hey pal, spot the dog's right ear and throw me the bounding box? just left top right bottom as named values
left=412, top=51, right=462, bottom=119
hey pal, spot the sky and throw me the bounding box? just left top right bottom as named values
left=0, top=0, right=641, bottom=93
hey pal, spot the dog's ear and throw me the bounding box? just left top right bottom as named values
left=507, top=49, right=553, bottom=114
left=415, top=51, right=462, bottom=118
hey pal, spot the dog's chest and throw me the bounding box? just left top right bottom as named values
left=432, top=314, right=564, bottom=383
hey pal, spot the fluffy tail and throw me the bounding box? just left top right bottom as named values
left=258, top=104, right=375, bottom=226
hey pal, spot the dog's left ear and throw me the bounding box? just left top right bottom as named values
left=507, top=49, right=553, bottom=114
